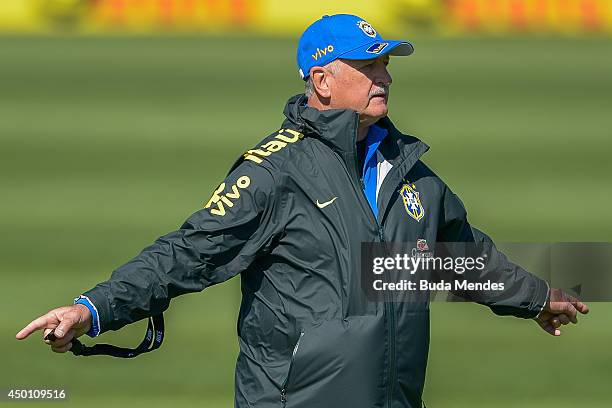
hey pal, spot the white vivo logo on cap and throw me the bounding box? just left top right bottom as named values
left=357, top=20, right=377, bottom=37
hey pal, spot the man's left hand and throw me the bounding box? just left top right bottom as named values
left=535, top=288, right=589, bottom=336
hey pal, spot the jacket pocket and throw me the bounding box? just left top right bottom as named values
left=278, top=316, right=386, bottom=408
left=280, top=330, right=304, bottom=407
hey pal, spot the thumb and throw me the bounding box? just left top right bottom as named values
left=54, top=313, right=78, bottom=338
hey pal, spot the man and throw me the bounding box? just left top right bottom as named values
left=17, top=14, right=588, bottom=408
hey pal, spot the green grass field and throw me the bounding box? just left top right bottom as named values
left=1, top=35, right=611, bottom=407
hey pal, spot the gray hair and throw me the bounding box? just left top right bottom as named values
left=304, top=60, right=341, bottom=98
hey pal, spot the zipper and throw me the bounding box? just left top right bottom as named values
left=378, top=225, right=396, bottom=408
left=344, top=116, right=395, bottom=408
left=280, top=330, right=304, bottom=407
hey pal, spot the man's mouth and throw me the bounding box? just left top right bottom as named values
left=370, top=93, right=387, bottom=100
left=369, top=89, right=388, bottom=99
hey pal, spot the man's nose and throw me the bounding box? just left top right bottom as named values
left=377, top=63, right=392, bottom=87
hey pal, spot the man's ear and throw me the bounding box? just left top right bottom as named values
left=310, top=66, right=332, bottom=99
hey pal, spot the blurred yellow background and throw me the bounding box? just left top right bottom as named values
left=1, top=0, right=612, bottom=35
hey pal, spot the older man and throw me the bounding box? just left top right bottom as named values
left=17, top=14, right=588, bottom=408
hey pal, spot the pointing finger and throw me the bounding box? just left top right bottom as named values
left=16, top=315, right=51, bottom=340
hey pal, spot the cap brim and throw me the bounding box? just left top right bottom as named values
left=339, top=40, right=414, bottom=60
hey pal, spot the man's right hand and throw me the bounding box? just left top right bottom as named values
left=15, top=305, right=92, bottom=353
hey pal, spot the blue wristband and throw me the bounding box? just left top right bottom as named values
left=73, top=295, right=101, bottom=337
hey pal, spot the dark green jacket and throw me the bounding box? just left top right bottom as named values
left=83, top=94, right=549, bottom=408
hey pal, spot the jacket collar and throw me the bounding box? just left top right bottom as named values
left=281, top=93, right=429, bottom=163
left=282, top=93, right=359, bottom=154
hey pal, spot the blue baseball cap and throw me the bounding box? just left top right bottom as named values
left=297, top=14, right=414, bottom=80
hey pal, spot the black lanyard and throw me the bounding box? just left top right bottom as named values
left=45, top=314, right=164, bottom=358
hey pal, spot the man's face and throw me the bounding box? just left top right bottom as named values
left=328, top=55, right=392, bottom=126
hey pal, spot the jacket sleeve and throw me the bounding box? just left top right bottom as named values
left=436, top=185, right=549, bottom=319
left=81, top=161, right=283, bottom=334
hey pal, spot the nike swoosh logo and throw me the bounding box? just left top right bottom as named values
left=316, top=197, right=338, bottom=209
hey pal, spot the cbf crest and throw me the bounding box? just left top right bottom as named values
left=400, top=183, right=425, bottom=222
left=357, top=20, right=377, bottom=37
